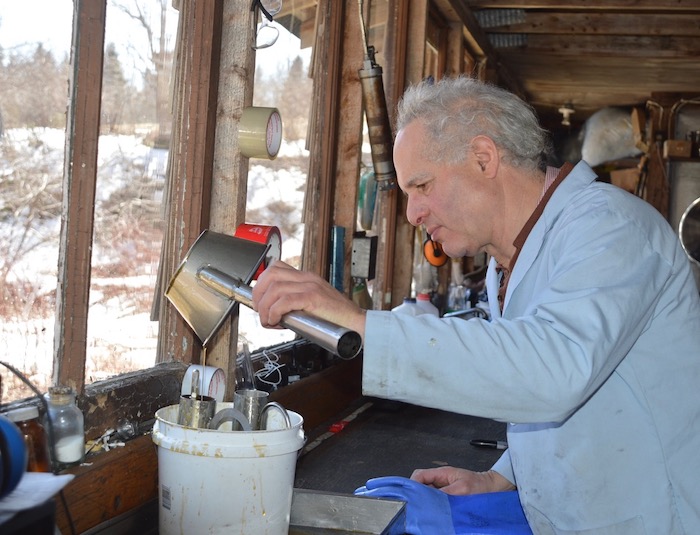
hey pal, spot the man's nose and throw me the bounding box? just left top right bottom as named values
left=406, top=197, right=426, bottom=227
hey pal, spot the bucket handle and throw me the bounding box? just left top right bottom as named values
left=208, top=408, right=253, bottom=431
left=260, top=402, right=292, bottom=429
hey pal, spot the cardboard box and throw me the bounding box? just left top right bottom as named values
left=663, top=140, right=692, bottom=159
left=610, top=167, right=639, bottom=193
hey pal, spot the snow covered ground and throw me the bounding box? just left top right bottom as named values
left=1, top=128, right=306, bottom=401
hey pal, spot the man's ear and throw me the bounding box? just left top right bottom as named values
left=471, top=135, right=499, bottom=177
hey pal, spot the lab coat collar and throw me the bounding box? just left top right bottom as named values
left=487, top=161, right=598, bottom=317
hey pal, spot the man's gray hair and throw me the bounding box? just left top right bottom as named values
left=395, top=76, right=551, bottom=171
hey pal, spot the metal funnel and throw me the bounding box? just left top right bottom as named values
left=165, top=230, right=362, bottom=359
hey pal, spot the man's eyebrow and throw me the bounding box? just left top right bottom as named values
left=403, top=172, right=431, bottom=189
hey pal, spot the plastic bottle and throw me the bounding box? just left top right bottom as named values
left=6, top=405, right=51, bottom=472
left=44, top=386, right=85, bottom=471
left=447, top=282, right=469, bottom=312
left=391, top=297, right=422, bottom=316
left=415, top=293, right=439, bottom=317
left=446, top=260, right=468, bottom=313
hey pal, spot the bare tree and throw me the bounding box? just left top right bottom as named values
left=0, top=132, right=62, bottom=316
left=102, top=43, right=130, bottom=133
left=111, top=0, right=174, bottom=143
left=0, top=45, right=69, bottom=129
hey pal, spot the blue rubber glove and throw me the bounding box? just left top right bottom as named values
left=355, top=476, right=532, bottom=535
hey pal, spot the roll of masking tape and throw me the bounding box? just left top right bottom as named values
left=239, top=106, right=283, bottom=159
left=234, top=223, right=282, bottom=279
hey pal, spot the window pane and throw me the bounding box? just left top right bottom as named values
left=86, top=0, right=178, bottom=384
left=0, top=0, right=72, bottom=402
left=239, top=1, right=315, bottom=351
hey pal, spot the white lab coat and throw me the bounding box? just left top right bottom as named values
left=363, top=161, right=700, bottom=533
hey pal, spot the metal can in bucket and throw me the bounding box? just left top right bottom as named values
left=152, top=403, right=305, bottom=535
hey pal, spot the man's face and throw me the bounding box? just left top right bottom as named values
left=394, top=120, right=494, bottom=259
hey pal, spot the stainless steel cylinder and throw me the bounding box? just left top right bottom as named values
left=177, top=394, right=216, bottom=429
left=197, top=266, right=363, bottom=360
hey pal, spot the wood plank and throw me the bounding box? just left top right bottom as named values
left=464, top=0, right=700, bottom=11
left=370, top=0, right=424, bottom=310
left=302, top=1, right=342, bottom=278
left=80, top=362, right=185, bottom=439
left=520, top=35, right=700, bottom=58
left=479, top=13, right=700, bottom=37
left=156, top=0, right=222, bottom=364
left=55, top=0, right=107, bottom=392
left=207, top=0, right=256, bottom=395
left=446, top=21, right=466, bottom=76
left=379, top=0, right=411, bottom=310
left=503, top=55, right=700, bottom=107
left=445, top=0, right=527, bottom=97
left=55, top=433, right=159, bottom=535
left=334, top=2, right=364, bottom=296
left=506, top=55, right=700, bottom=88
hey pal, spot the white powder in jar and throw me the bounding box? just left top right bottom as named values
left=55, top=435, right=84, bottom=462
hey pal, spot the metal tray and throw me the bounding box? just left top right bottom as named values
left=289, top=489, right=406, bottom=534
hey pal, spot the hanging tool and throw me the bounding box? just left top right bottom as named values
left=357, top=0, right=396, bottom=190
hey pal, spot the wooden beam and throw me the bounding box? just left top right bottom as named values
left=80, top=362, right=185, bottom=440
left=445, top=20, right=466, bottom=77
left=464, top=0, right=700, bottom=11
left=445, top=0, right=528, bottom=98
left=369, top=0, right=423, bottom=311
left=55, top=0, right=107, bottom=393
left=156, top=0, right=222, bottom=364
left=302, top=1, right=343, bottom=278
left=479, top=13, right=700, bottom=37
left=55, top=433, right=158, bottom=534
left=506, top=55, right=700, bottom=93
left=207, top=0, right=257, bottom=397
left=334, top=2, right=365, bottom=296
left=642, top=93, right=697, bottom=221
left=517, top=34, right=700, bottom=58
left=375, top=0, right=409, bottom=310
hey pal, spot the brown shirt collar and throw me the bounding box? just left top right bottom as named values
left=497, top=162, right=575, bottom=310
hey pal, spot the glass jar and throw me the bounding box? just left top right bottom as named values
left=5, top=405, right=51, bottom=472
left=44, top=386, right=85, bottom=471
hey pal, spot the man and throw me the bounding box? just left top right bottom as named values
left=253, top=76, right=700, bottom=533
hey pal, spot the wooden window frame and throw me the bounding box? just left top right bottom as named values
left=40, top=1, right=460, bottom=531
left=50, top=0, right=372, bottom=434
left=51, top=0, right=255, bottom=423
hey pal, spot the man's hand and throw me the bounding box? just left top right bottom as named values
left=252, top=260, right=367, bottom=338
left=411, top=466, right=516, bottom=495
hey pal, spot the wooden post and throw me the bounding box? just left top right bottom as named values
left=156, top=0, right=224, bottom=366
left=302, top=2, right=344, bottom=278
left=335, top=2, right=366, bottom=295
left=206, top=0, right=258, bottom=397
left=54, top=0, right=107, bottom=392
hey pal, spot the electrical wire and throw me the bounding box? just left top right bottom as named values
left=254, top=349, right=284, bottom=389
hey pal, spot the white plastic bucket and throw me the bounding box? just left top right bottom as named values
left=152, top=403, right=305, bottom=535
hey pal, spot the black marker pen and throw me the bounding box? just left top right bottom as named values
left=470, top=439, right=508, bottom=450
